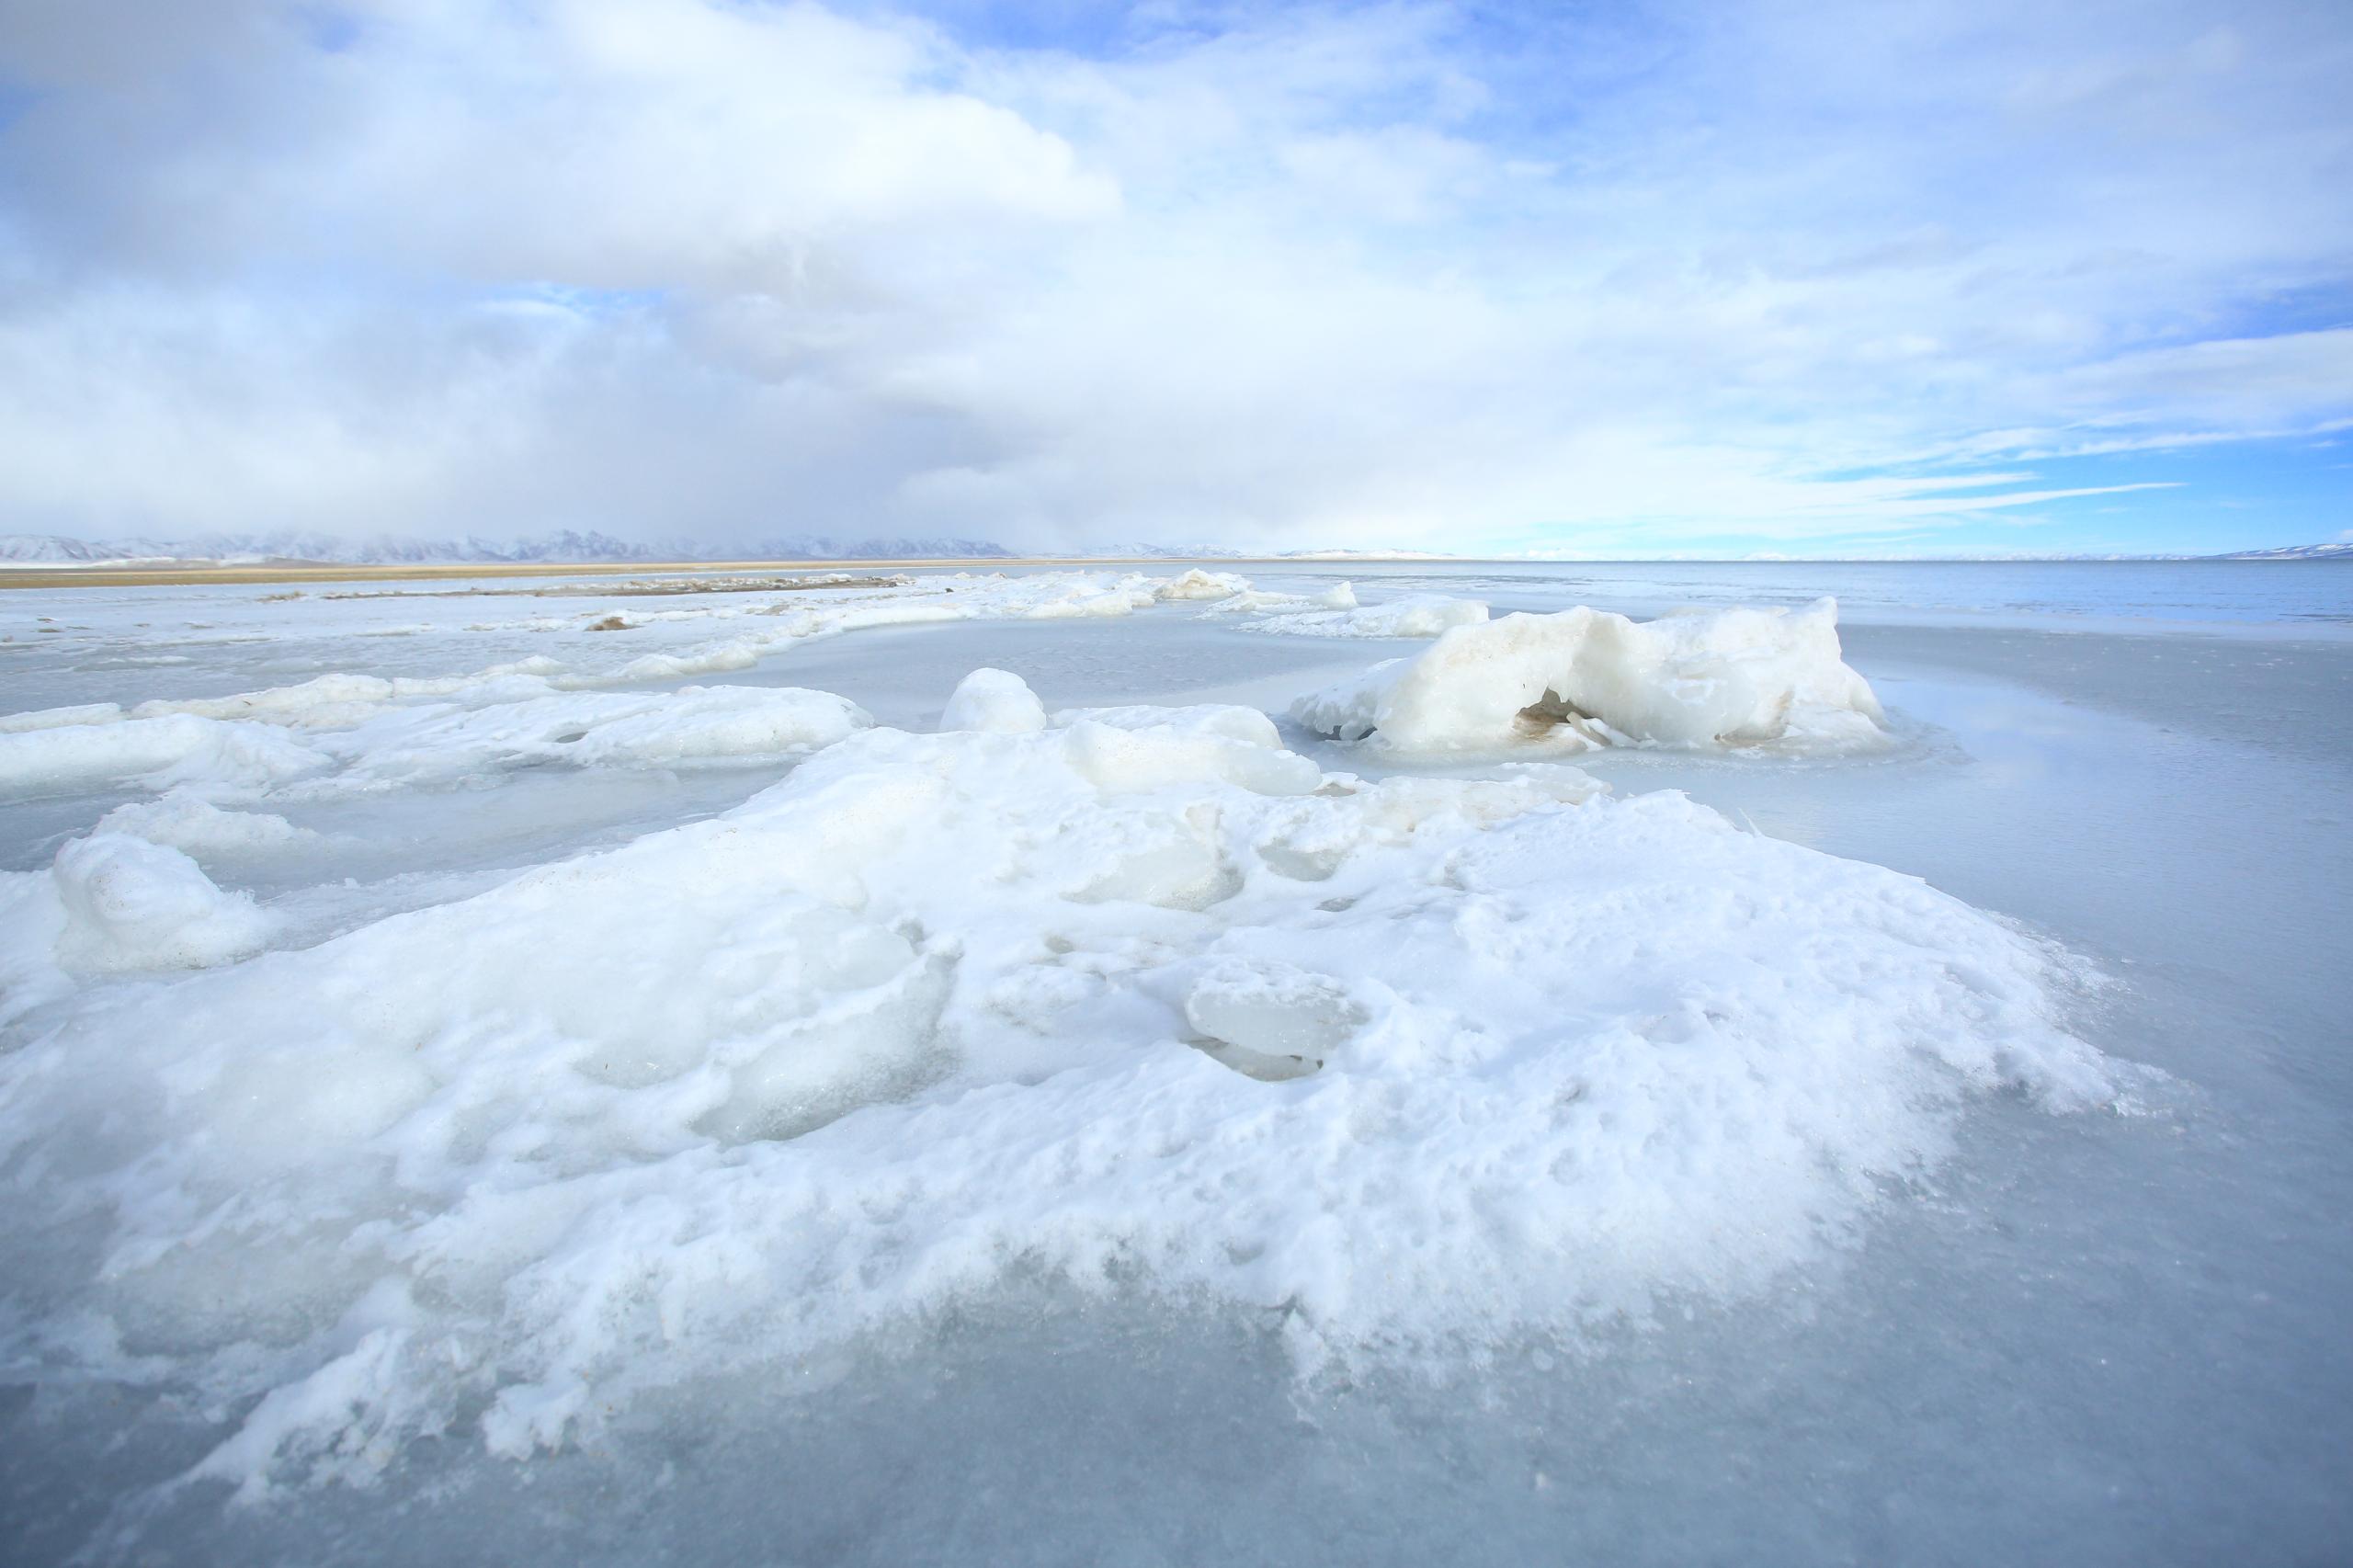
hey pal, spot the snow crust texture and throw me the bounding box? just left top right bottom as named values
left=1292, top=597, right=1889, bottom=755
left=0, top=664, right=2115, bottom=1500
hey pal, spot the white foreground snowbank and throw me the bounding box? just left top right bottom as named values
left=1293, top=597, right=1888, bottom=755
left=0, top=672, right=2117, bottom=1497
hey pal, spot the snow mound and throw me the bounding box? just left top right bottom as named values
left=0, top=671, right=2115, bottom=1497
left=940, top=667, right=1048, bottom=733
left=49, top=834, right=274, bottom=973
left=1293, top=597, right=1888, bottom=755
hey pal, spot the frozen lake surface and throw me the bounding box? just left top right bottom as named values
left=1, top=561, right=2347, bottom=1565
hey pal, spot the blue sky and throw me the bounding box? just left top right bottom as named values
left=0, top=0, right=2347, bottom=556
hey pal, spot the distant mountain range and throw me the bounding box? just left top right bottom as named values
left=2, top=530, right=2347, bottom=567
left=0, top=530, right=1018, bottom=566
left=1074, top=542, right=1247, bottom=559
left=2212, top=542, right=2353, bottom=561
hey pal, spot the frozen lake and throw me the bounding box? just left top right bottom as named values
left=2, top=560, right=2348, bottom=1564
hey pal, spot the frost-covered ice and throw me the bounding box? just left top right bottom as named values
left=0, top=668, right=2116, bottom=1497
left=1293, top=597, right=1889, bottom=755
left=6, top=561, right=2346, bottom=1565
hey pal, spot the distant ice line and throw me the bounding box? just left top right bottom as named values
left=0, top=570, right=1488, bottom=801
left=0, top=571, right=1885, bottom=806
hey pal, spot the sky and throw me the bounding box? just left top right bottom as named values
left=0, top=0, right=2347, bottom=557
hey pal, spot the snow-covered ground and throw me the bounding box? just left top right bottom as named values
left=1, top=563, right=2347, bottom=1564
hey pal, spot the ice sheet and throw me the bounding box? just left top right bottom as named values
left=2, top=562, right=2347, bottom=1565
left=0, top=665, right=2120, bottom=1499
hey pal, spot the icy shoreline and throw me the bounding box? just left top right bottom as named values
left=37, top=564, right=2353, bottom=1568
left=0, top=608, right=2122, bottom=1502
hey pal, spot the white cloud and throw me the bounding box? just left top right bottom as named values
left=0, top=0, right=2347, bottom=549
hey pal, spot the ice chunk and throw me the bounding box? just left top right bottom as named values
left=548, top=687, right=870, bottom=769
left=0, top=711, right=331, bottom=797
left=1185, top=959, right=1365, bottom=1079
left=50, top=833, right=273, bottom=972
left=940, top=667, right=1049, bottom=733
left=1200, top=582, right=1355, bottom=616
left=0, top=701, right=126, bottom=733
left=1245, top=594, right=1491, bottom=639
left=97, top=790, right=327, bottom=854
left=1195, top=580, right=1487, bottom=638
left=1054, top=701, right=1288, bottom=750
left=695, top=906, right=953, bottom=1142
left=1059, top=718, right=1322, bottom=798
left=314, top=685, right=871, bottom=790
left=1154, top=568, right=1251, bottom=600
left=1292, top=597, right=1888, bottom=755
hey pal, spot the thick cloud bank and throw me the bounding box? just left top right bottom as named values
left=1, top=1, right=2347, bottom=551
left=0, top=667, right=2116, bottom=1499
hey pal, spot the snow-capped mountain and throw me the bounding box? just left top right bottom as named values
left=1070, top=542, right=1249, bottom=559
left=0, top=531, right=1017, bottom=565
left=2213, top=542, right=2353, bottom=561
